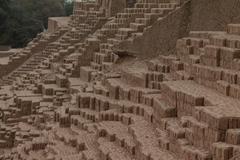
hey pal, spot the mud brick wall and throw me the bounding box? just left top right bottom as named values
left=117, top=0, right=240, bottom=58
left=117, top=0, right=191, bottom=58
left=190, top=0, right=240, bottom=31
left=0, top=54, right=31, bottom=78
left=121, top=70, right=146, bottom=88
left=48, top=18, right=59, bottom=33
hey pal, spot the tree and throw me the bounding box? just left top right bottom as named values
left=0, top=0, right=10, bottom=31
left=0, top=0, right=68, bottom=48
left=64, top=0, right=74, bottom=16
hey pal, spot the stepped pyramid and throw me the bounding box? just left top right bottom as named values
left=0, top=0, right=240, bottom=160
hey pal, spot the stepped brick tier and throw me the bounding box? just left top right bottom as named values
left=1, top=0, right=240, bottom=160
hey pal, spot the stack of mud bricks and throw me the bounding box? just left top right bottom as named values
left=177, top=40, right=190, bottom=63
left=212, top=142, right=234, bottom=160
left=180, top=115, right=223, bottom=155
left=105, top=78, right=148, bottom=102
left=0, top=50, right=32, bottom=77
left=218, top=47, right=240, bottom=69
left=203, top=24, right=240, bottom=70
left=188, top=65, right=240, bottom=98
left=177, top=33, right=238, bottom=71
left=56, top=74, right=68, bottom=88
left=121, top=70, right=146, bottom=87
left=42, top=85, right=54, bottom=96
left=227, top=24, right=240, bottom=35
left=31, top=138, right=47, bottom=151
left=188, top=64, right=222, bottom=88
left=15, top=97, right=31, bottom=116
left=55, top=109, right=70, bottom=127
left=116, top=28, right=135, bottom=41
left=192, top=108, right=240, bottom=157
left=0, top=126, right=15, bottom=148
left=145, top=72, right=163, bottom=89
left=80, top=66, right=94, bottom=82
left=153, top=97, right=176, bottom=122
left=215, top=80, right=230, bottom=96
left=225, top=25, right=240, bottom=50
left=161, top=82, right=204, bottom=117
left=195, top=106, right=238, bottom=133
left=99, top=111, right=119, bottom=121
left=91, top=94, right=110, bottom=111
left=84, top=38, right=101, bottom=61
left=177, top=26, right=240, bottom=99
left=119, top=84, right=131, bottom=101
left=140, top=94, right=155, bottom=107
left=226, top=129, right=240, bottom=145
left=158, top=55, right=182, bottom=72
left=93, top=85, right=109, bottom=96
left=77, top=93, right=91, bottom=109
left=99, top=42, right=112, bottom=53
left=31, top=35, right=48, bottom=53
left=229, top=84, right=240, bottom=100
left=59, top=114, right=71, bottom=127
left=147, top=60, right=170, bottom=73
left=105, top=79, right=120, bottom=100
left=79, top=93, right=110, bottom=111
left=129, top=88, right=143, bottom=103
left=93, top=52, right=109, bottom=66
left=43, top=77, right=56, bottom=85
left=201, top=45, right=221, bottom=67
left=215, top=70, right=239, bottom=97
left=71, top=116, right=83, bottom=128
left=203, top=45, right=236, bottom=68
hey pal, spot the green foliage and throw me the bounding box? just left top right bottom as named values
left=0, top=0, right=73, bottom=48
left=64, top=0, right=74, bottom=16
left=0, top=0, right=9, bottom=22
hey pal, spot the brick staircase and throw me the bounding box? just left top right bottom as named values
left=94, top=0, right=179, bottom=68
left=2, top=1, right=240, bottom=160
left=75, top=0, right=181, bottom=79
left=55, top=23, right=240, bottom=160
left=0, top=28, right=68, bottom=84
left=3, top=0, right=108, bottom=83
left=142, top=23, right=240, bottom=160
left=47, top=1, right=108, bottom=77
left=59, top=23, right=240, bottom=160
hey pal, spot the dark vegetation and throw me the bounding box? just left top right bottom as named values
left=0, top=0, right=73, bottom=48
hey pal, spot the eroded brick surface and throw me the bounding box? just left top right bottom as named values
left=1, top=1, right=240, bottom=160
